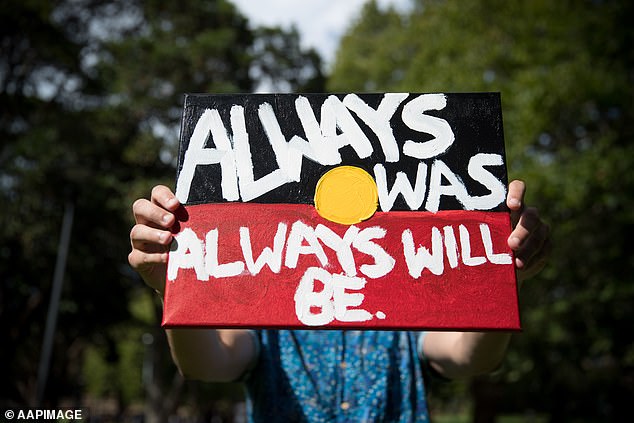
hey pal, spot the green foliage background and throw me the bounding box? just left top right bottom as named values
left=1, top=0, right=632, bottom=421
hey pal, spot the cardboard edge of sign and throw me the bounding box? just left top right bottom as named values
left=160, top=316, right=522, bottom=332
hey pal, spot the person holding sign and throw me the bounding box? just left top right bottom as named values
left=128, top=178, right=549, bottom=422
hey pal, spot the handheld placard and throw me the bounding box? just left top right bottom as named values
left=162, top=93, right=519, bottom=330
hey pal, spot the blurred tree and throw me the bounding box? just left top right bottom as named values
left=1, top=0, right=136, bottom=408
left=330, top=1, right=633, bottom=422
left=0, top=0, right=323, bottom=419
left=250, top=25, right=326, bottom=93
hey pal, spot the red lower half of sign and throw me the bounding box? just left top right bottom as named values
left=162, top=203, right=520, bottom=331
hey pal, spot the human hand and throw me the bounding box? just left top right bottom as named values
left=128, top=185, right=181, bottom=294
left=506, top=180, right=551, bottom=282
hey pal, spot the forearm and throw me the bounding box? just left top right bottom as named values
left=423, top=331, right=512, bottom=379
left=166, top=328, right=256, bottom=382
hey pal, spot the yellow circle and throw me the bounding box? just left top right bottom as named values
left=314, top=166, right=378, bottom=225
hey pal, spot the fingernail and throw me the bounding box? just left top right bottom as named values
left=162, top=214, right=171, bottom=224
left=158, top=232, right=165, bottom=242
left=509, top=198, right=521, bottom=207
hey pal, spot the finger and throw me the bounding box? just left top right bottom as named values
left=127, top=249, right=168, bottom=271
left=130, top=224, right=173, bottom=251
left=514, top=222, right=550, bottom=268
left=132, top=198, right=176, bottom=228
left=507, top=207, right=542, bottom=250
left=507, top=180, right=526, bottom=212
left=151, top=185, right=180, bottom=211
left=516, top=236, right=551, bottom=281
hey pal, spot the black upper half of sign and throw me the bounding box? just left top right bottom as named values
left=176, top=92, right=509, bottom=212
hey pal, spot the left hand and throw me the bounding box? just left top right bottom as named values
left=506, top=180, right=551, bottom=281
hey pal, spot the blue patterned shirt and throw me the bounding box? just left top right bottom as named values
left=244, top=330, right=430, bottom=422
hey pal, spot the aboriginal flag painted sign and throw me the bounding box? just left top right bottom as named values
left=162, top=92, right=520, bottom=330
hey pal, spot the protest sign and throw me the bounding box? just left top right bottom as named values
left=162, top=93, right=519, bottom=330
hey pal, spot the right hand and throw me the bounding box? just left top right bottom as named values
left=128, top=185, right=181, bottom=294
